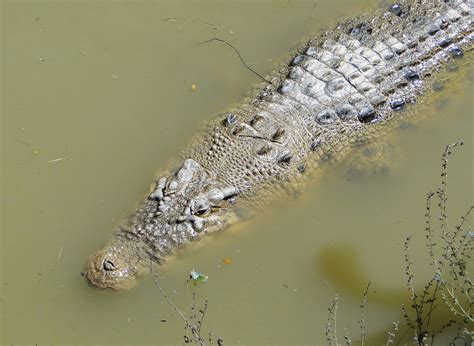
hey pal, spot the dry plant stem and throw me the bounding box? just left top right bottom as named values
left=150, top=264, right=212, bottom=345
left=436, top=142, right=465, bottom=280
left=403, top=235, right=425, bottom=342
left=424, top=280, right=439, bottom=333
left=437, top=143, right=454, bottom=244
left=198, top=299, right=208, bottom=336
left=329, top=141, right=472, bottom=345
left=403, top=236, right=416, bottom=304
left=429, top=141, right=472, bottom=322
left=425, top=192, right=436, bottom=259
left=449, top=326, right=471, bottom=344
left=359, top=282, right=370, bottom=345
left=440, top=286, right=472, bottom=322
left=385, top=321, right=399, bottom=345
left=400, top=304, right=416, bottom=336
left=344, top=326, right=351, bottom=345
left=326, top=294, right=339, bottom=346
left=453, top=205, right=473, bottom=241
left=431, top=318, right=457, bottom=345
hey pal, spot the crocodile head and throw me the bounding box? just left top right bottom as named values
left=85, top=159, right=239, bottom=290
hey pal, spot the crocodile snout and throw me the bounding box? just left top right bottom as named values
left=85, top=244, right=140, bottom=290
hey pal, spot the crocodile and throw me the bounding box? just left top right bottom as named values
left=85, top=0, right=473, bottom=289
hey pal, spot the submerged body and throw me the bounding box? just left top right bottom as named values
left=86, top=0, right=473, bottom=289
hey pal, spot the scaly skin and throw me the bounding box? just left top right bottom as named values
left=86, top=0, right=473, bottom=289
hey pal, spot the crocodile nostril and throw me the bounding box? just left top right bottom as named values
left=103, top=260, right=116, bottom=271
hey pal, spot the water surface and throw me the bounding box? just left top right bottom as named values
left=1, top=0, right=472, bottom=343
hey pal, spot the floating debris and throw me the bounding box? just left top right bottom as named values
left=16, top=138, right=30, bottom=146
left=223, top=258, right=232, bottom=264
left=48, top=157, right=71, bottom=163
left=162, top=17, right=184, bottom=22
left=162, top=17, right=234, bottom=35
left=189, top=269, right=208, bottom=284
left=191, top=84, right=197, bottom=91
left=57, top=246, right=63, bottom=262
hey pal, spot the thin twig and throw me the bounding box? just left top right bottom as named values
left=425, top=280, right=439, bottom=332
left=150, top=265, right=188, bottom=324
left=16, top=138, right=30, bottom=146
left=198, top=38, right=273, bottom=85
left=198, top=300, right=209, bottom=336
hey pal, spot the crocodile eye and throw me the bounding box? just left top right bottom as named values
left=195, top=207, right=210, bottom=216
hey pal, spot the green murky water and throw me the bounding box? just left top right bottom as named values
left=1, top=0, right=472, bottom=344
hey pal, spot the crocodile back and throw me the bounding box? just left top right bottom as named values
left=187, top=0, right=473, bottom=200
